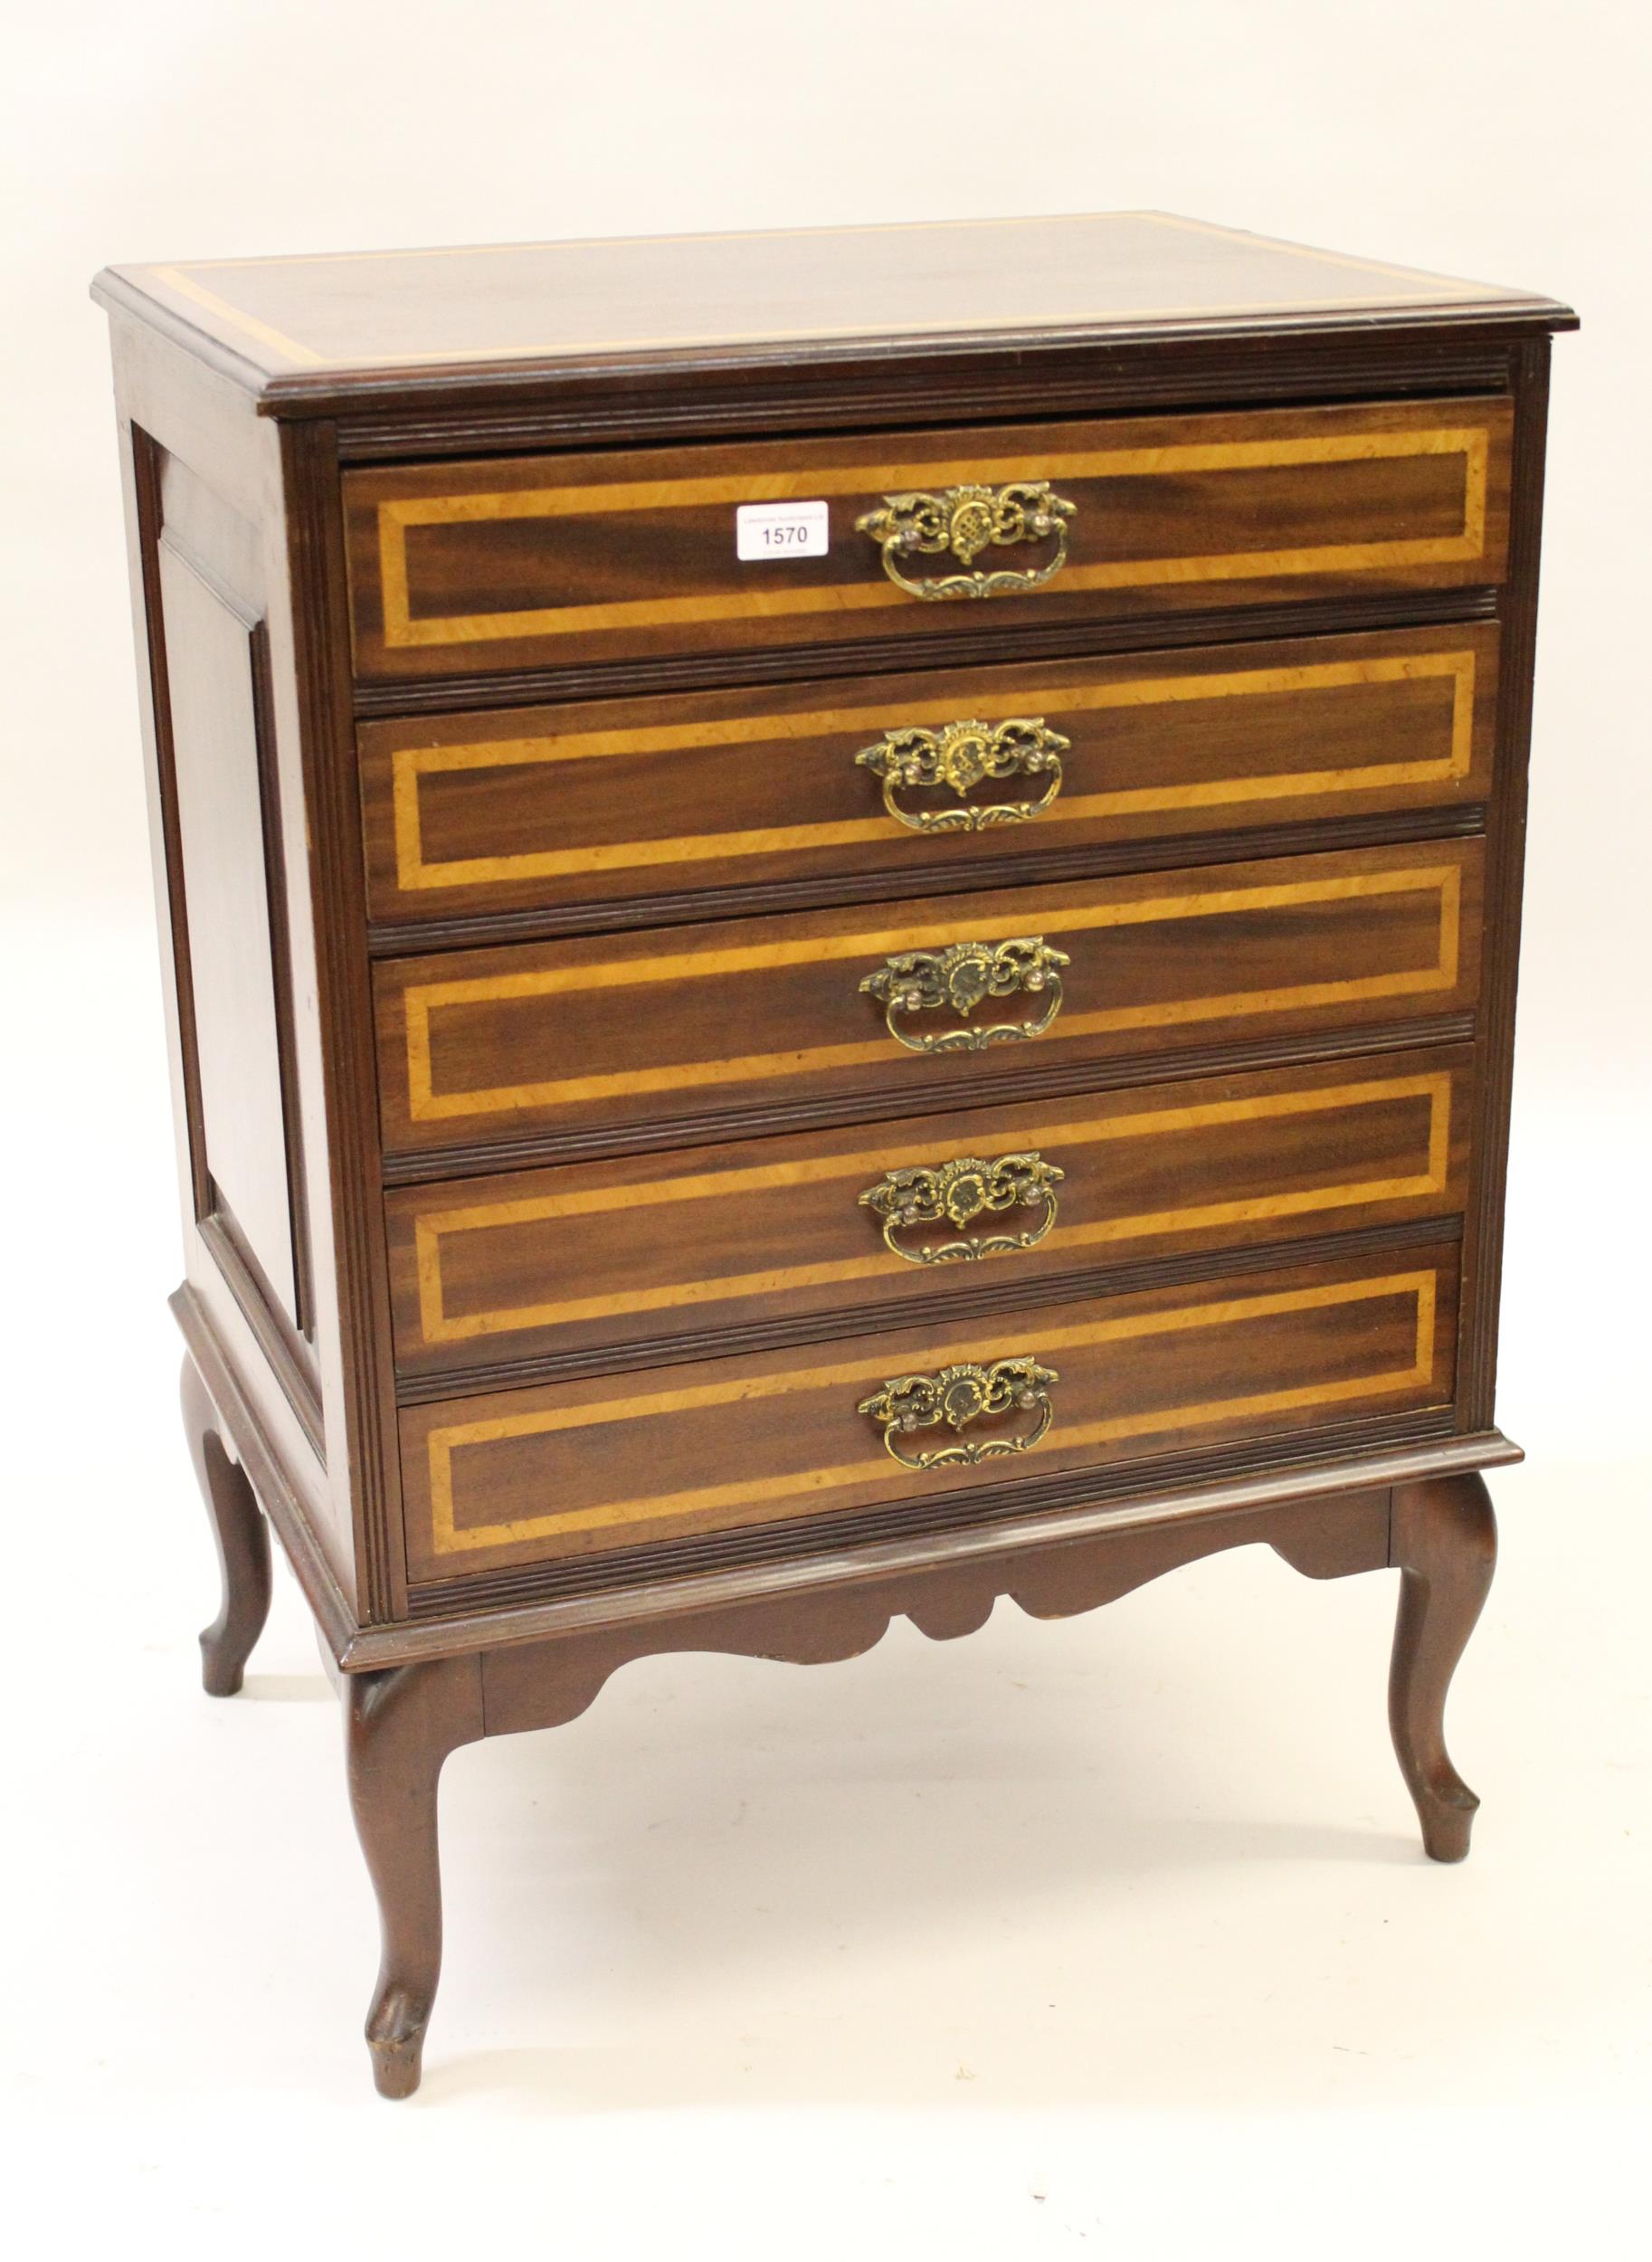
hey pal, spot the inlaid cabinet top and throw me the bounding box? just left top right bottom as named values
left=93, top=210, right=1573, bottom=402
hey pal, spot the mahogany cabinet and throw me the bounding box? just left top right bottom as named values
left=94, top=212, right=1573, bottom=2096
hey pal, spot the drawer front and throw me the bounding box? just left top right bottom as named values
left=345, top=397, right=1513, bottom=680
left=386, top=1048, right=1473, bottom=1380
left=373, top=841, right=1484, bottom=1158
left=399, top=1243, right=1459, bottom=1580
left=360, top=623, right=1499, bottom=929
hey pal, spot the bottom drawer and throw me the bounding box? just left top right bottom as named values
left=400, top=1242, right=1458, bottom=1582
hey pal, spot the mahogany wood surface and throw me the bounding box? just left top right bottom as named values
left=155, top=475, right=308, bottom=1336
left=397, top=1242, right=1459, bottom=1582
left=373, top=839, right=1484, bottom=1161
left=181, top=1352, right=273, bottom=1696
left=112, top=319, right=367, bottom=1608
left=98, top=213, right=1571, bottom=2096
left=1456, top=337, right=1552, bottom=1435
left=359, top=621, right=1499, bottom=930
left=95, top=212, right=1569, bottom=400
left=328, top=1468, right=1495, bottom=2088
left=345, top=1654, right=482, bottom=2098
left=385, top=1046, right=1473, bottom=1385
left=1389, top=1469, right=1498, bottom=1859
left=476, top=1486, right=1398, bottom=1742
left=342, top=397, right=1512, bottom=680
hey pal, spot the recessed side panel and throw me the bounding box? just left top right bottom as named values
left=116, top=346, right=353, bottom=1612
left=149, top=451, right=315, bottom=1394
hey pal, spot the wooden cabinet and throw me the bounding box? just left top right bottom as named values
left=95, top=209, right=1573, bottom=2097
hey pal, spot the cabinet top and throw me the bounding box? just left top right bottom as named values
left=93, top=210, right=1574, bottom=408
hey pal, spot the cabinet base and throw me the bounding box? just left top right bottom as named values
left=181, top=1335, right=1506, bottom=2096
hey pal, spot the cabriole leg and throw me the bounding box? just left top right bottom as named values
left=344, top=1658, right=483, bottom=2099
left=181, top=1352, right=272, bottom=1696
left=1388, top=1471, right=1498, bottom=1861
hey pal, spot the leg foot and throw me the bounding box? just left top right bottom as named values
left=1389, top=1471, right=1497, bottom=1861
left=345, top=1658, right=483, bottom=2098
left=181, top=1353, right=272, bottom=1696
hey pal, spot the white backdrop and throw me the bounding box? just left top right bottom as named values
left=3, top=5, right=1647, bottom=2257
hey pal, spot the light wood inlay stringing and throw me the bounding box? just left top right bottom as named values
left=375, top=427, right=1492, bottom=651
left=412, top=1071, right=1453, bottom=1346
left=423, top=1269, right=1441, bottom=1554
left=398, top=863, right=1464, bottom=1124
left=388, top=650, right=1478, bottom=895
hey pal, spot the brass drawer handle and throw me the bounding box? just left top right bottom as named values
left=859, top=1151, right=1064, bottom=1266
left=855, top=717, right=1069, bottom=834
left=859, top=935, right=1069, bottom=1053
left=855, top=480, right=1077, bottom=602
left=859, top=1354, right=1059, bottom=1471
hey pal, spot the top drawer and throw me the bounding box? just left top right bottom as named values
left=343, top=397, right=1514, bottom=683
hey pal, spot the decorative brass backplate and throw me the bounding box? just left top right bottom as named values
left=855, top=480, right=1077, bottom=601
left=854, top=717, right=1069, bottom=833
left=859, top=1151, right=1065, bottom=1265
left=859, top=936, right=1070, bottom=1052
left=858, top=1354, right=1059, bottom=1470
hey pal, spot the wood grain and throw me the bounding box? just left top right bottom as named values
left=374, top=841, right=1484, bottom=1159
left=345, top=1655, right=482, bottom=2096
left=1389, top=1470, right=1497, bottom=1858
left=151, top=453, right=314, bottom=1355
left=343, top=398, right=1513, bottom=679
left=280, top=416, right=410, bottom=1622
left=385, top=1048, right=1472, bottom=1381
left=398, top=1243, right=1459, bottom=1581
left=476, top=1485, right=1397, bottom=1736
left=329, top=336, right=1523, bottom=468
left=359, top=622, right=1498, bottom=928
left=181, top=1350, right=273, bottom=1696
left=1457, top=337, right=1553, bottom=1430
left=94, top=211, right=1571, bottom=400
left=96, top=212, right=1571, bottom=2098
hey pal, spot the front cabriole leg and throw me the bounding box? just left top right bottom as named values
left=1388, top=1472, right=1498, bottom=1861
left=344, top=1655, right=484, bottom=2098
left=181, top=1352, right=273, bottom=1696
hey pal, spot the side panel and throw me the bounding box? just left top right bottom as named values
left=111, top=313, right=365, bottom=1612
left=154, top=470, right=310, bottom=1342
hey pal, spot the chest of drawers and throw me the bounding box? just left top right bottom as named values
left=95, top=212, right=1574, bottom=2097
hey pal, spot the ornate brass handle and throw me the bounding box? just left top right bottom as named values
left=859, top=1151, right=1064, bottom=1266
left=859, top=936, right=1069, bottom=1053
left=855, top=480, right=1076, bottom=602
left=855, top=718, right=1069, bottom=833
left=858, top=1354, right=1059, bottom=1470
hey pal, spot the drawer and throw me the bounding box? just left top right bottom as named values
left=344, top=396, right=1513, bottom=680
left=399, top=1242, right=1460, bottom=1581
left=373, top=840, right=1484, bottom=1159
left=386, top=1047, right=1473, bottom=1381
left=360, top=622, right=1500, bottom=930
